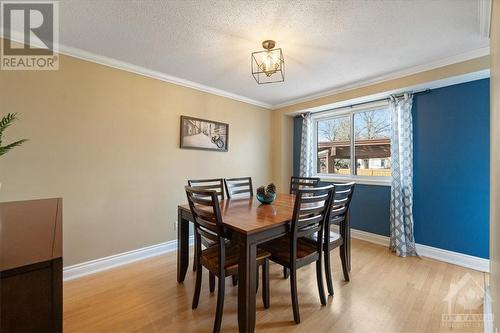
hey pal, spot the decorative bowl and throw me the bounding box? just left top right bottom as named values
left=256, top=192, right=276, bottom=204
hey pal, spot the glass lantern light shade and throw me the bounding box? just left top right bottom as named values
left=251, top=47, right=284, bottom=84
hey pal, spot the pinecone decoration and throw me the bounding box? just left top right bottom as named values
left=256, top=183, right=277, bottom=204
left=256, top=186, right=266, bottom=196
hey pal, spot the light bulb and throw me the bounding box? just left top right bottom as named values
left=261, top=51, right=278, bottom=77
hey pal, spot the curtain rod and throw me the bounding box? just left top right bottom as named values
left=307, top=88, right=431, bottom=116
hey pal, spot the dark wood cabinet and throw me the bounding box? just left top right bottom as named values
left=0, top=198, right=63, bottom=333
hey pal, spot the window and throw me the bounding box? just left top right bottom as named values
left=314, top=104, right=392, bottom=183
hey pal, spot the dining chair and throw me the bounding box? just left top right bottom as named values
left=283, top=176, right=321, bottom=279
left=224, top=177, right=253, bottom=199
left=187, top=178, right=225, bottom=291
left=289, top=176, right=320, bottom=194
left=222, top=177, right=253, bottom=286
left=304, top=182, right=355, bottom=296
left=185, top=186, right=270, bottom=333
left=259, top=185, right=334, bottom=324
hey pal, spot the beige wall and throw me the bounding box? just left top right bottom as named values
left=490, top=0, right=500, bottom=330
left=270, top=56, right=490, bottom=191
left=0, top=51, right=272, bottom=266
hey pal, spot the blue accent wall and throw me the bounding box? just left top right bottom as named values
left=348, top=184, right=391, bottom=236
left=413, top=79, right=490, bottom=258
left=292, top=79, right=490, bottom=258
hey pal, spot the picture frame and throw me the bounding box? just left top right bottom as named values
left=180, top=116, right=229, bottom=152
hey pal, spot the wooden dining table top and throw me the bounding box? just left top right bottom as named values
left=179, top=193, right=297, bottom=235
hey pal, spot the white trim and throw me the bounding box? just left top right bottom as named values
left=0, top=33, right=273, bottom=109
left=63, top=227, right=489, bottom=282
left=311, top=100, right=390, bottom=120
left=320, top=176, right=391, bottom=187
left=63, top=236, right=194, bottom=281
left=1, top=33, right=489, bottom=110
left=330, top=225, right=490, bottom=272
left=57, top=45, right=274, bottom=109
left=416, top=243, right=490, bottom=273
left=274, top=47, right=490, bottom=110
left=285, top=69, right=491, bottom=116
left=478, top=0, right=492, bottom=38
left=343, top=226, right=391, bottom=247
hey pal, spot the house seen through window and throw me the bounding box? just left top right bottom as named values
left=315, top=106, right=392, bottom=178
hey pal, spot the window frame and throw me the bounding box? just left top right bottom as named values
left=312, top=101, right=392, bottom=186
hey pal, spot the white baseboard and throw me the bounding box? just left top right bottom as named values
left=64, top=227, right=489, bottom=281
left=331, top=225, right=490, bottom=272
left=415, top=243, right=490, bottom=273
left=350, top=227, right=390, bottom=247
left=63, top=236, right=194, bottom=281
left=484, top=285, right=494, bottom=333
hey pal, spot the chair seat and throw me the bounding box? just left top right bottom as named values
left=303, top=231, right=344, bottom=249
left=259, top=236, right=319, bottom=268
left=201, top=244, right=270, bottom=276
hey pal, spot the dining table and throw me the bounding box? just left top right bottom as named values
left=176, top=192, right=351, bottom=333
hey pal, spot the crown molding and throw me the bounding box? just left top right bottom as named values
left=285, top=69, right=490, bottom=116
left=1, top=35, right=489, bottom=111
left=272, top=46, right=490, bottom=110
left=0, top=33, right=273, bottom=109
left=57, top=44, right=274, bottom=109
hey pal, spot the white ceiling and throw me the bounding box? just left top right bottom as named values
left=58, top=0, right=490, bottom=108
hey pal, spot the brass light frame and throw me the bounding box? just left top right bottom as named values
left=251, top=40, right=285, bottom=84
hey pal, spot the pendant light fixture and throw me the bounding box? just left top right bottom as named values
left=251, top=40, right=284, bottom=84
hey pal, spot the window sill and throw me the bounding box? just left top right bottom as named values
left=315, top=175, right=392, bottom=187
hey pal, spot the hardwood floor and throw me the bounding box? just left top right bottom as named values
left=64, top=239, right=486, bottom=332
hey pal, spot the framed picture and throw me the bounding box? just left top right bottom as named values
left=180, top=116, right=229, bottom=152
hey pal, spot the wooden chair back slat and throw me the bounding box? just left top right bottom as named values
left=324, top=182, right=355, bottom=242
left=290, top=176, right=320, bottom=194
left=194, top=214, right=218, bottom=231
left=231, top=188, right=252, bottom=195
left=330, top=182, right=355, bottom=219
left=188, top=178, right=225, bottom=200
left=190, top=196, right=215, bottom=206
left=300, top=193, right=330, bottom=204
left=228, top=182, right=250, bottom=188
left=197, top=226, right=219, bottom=243
left=299, top=205, right=329, bottom=216
left=330, top=206, right=348, bottom=223
left=185, top=186, right=225, bottom=248
left=224, top=177, right=253, bottom=199
left=297, top=225, right=321, bottom=238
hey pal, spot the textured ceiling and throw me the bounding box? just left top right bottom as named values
left=58, top=0, right=489, bottom=107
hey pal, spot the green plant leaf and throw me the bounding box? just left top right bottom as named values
left=0, top=139, right=27, bottom=156
left=0, top=113, right=17, bottom=132
left=0, top=113, right=27, bottom=157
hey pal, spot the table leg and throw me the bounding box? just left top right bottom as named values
left=177, top=208, right=189, bottom=283
left=238, top=237, right=257, bottom=333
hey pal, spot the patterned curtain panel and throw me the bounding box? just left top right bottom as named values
left=389, top=93, right=418, bottom=257
left=299, top=113, right=314, bottom=177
